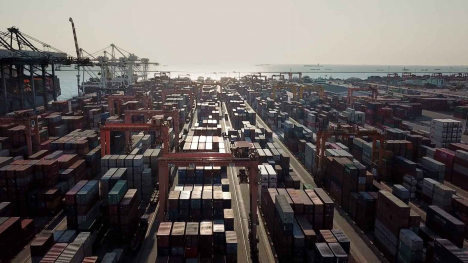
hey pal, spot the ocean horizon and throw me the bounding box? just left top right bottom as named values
left=55, top=63, right=468, bottom=100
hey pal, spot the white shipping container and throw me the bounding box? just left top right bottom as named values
left=456, top=150, right=468, bottom=161
left=259, top=165, right=268, bottom=183
left=143, top=149, right=154, bottom=164
left=73, top=232, right=92, bottom=257
left=422, top=178, right=439, bottom=190
left=56, top=243, right=85, bottom=263
left=335, top=143, right=349, bottom=152
left=133, top=155, right=144, bottom=167
left=421, top=157, right=445, bottom=172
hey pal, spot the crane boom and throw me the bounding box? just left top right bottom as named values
left=69, top=18, right=81, bottom=59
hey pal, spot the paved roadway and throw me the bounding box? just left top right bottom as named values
left=245, top=101, right=384, bottom=263
left=221, top=102, right=274, bottom=263
left=136, top=109, right=202, bottom=263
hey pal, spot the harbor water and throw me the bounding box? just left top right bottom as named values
left=56, top=64, right=468, bottom=100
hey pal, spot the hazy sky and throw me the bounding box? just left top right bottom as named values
left=1, top=0, right=467, bottom=66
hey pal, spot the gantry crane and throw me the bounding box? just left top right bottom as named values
left=347, top=86, right=379, bottom=106
left=271, top=83, right=299, bottom=100
left=299, top=85, right=325, bottom=99
left=123, top=109, right=180, bottom=151
left=158, top=143, right=260, bottom=259
left=69, top=18, right=81, bottom=61
left=281, top=72, right=303, bottom=82
left=161, top=89, right=195, bottom=110
left=69, top=17, right=84, bottom=94
left=402, top=72, right=416, bottom=80
left=100, top=116, right=169, bottom=156
left=315, top=125, right=384, bottom=172
left=107, top=93, right=153, bottom=116
left=252, top=73, right=267, bottom=82
left=386, top=73, right=399, bottom=79
left=270, top=74, right=285, bottom=81
left=68, top=17, right=89, bottom=96
left=0, top=112, right=40, bottom=157
left=0, top=26, right=92, bottom=113
left=273, top=83, right=324, bottom=100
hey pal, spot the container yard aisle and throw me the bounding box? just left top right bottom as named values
left=246, top=102, right=383, bottom=263
left=135, top=172, right=180, bottom=263
left=221, top=111, right=251, bottom=263
left=135, top=108, right=199, bottom=263
left=222, top=101, right=274, bottom=263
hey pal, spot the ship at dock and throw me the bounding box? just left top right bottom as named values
left=0, top=26, right=91, bottom=114
left=0, top=64, right=61, bottom=114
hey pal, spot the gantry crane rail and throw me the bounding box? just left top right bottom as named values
left=107, top=94, right=153, bottom=116
left=123, top=109, right=180, bottom=150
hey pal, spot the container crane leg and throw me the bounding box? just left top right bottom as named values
left=100, top=130, right=106, bottom=156
left=41, top=65, right=48, bottom=110
left=30, top=65, right=36, bottom=112
left=158, top=163, right=169, bottom=222
left=1, top=64, right=7, bottom=114
left=100, top=130, right=112, bottom=157
left=19, top=65, right=24, bottom=109
left=125, top=131, right=131, bottom=153
left=26, top=131, right=33, bottom=157
left=52, top=65, right=57, bottom=101
left=106, top=131, right=111, bottom=156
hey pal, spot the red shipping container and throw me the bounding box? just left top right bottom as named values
left=65, top=180, right=88, bottom=206
left=0, top=217, right=22, bottom=258
left=21, top=219, right=35, bottom=241
left=434, top=148, right=456, bottom=182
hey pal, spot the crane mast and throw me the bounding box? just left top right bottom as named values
left=69, top=17, right=82, bottom=94
left=69, top=18, right=81, bottom=59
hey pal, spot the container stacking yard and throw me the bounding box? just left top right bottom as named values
left=2, top=74, right=468, bottom=263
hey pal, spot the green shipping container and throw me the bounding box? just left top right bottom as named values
left=108, top=180, right=128, bottom=205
